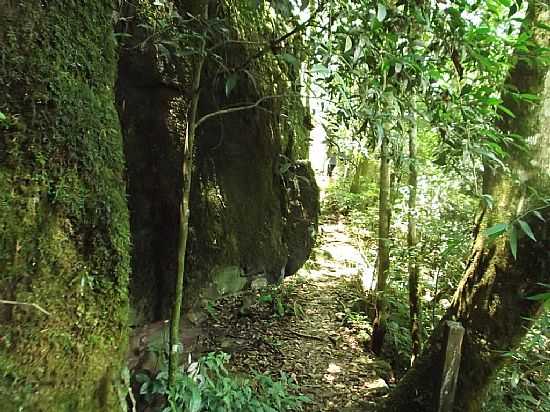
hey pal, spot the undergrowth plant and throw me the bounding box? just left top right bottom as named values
left=136, top=352, right=311, bottom=412
left=483, top=311, right=550, bottom=412
left=257, top=283, right=306, bottom=319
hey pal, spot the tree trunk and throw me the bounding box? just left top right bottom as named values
left=168, top=3, right=208, bottom=389
left=407, top=119, right=421, bottom=364
left=378, top=3, right=550, bottom=411
left=371, top=135, right=392, bottom=354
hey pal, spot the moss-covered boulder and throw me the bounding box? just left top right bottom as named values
left=116, top=0, right=319, bottom=325
left=0, top=2, right=130, bottom=410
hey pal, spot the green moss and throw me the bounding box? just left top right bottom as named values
left=0, top=2, right=130, bottom=410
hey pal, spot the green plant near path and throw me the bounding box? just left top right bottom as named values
left=483, top=311, right=550, bottom=412
left=136, top=352, right=311, bottom=412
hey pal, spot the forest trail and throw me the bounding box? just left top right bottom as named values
left=202, top=214, right=390, bottom=411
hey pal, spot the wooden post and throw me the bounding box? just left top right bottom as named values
left=437, top=321, right=465, bottom=412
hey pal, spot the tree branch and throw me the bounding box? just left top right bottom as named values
left=195, top=95, right=281, bottom=128
left=235, top=2, right=326, bottom=72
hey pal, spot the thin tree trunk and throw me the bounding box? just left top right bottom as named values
left=407, top=119, right=421, bottom=364
left=350, top=156, right=367, bottom=193
left=378, top=3, right=550, bottom=410
left=371, top=135, right=391, bottom=354
left=168, top=4, right=208, bottom=389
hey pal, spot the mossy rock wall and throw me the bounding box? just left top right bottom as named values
left=0, top=2, right=130, bottom=410
left=117, top=1, right=319, bottom=325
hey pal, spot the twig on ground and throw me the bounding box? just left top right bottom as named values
left=289, top=330, right=330, bottom=343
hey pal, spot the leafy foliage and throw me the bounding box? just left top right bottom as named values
left=136, top=352, right=311, bottom=412
left=484, top=312, right=550, bottom=412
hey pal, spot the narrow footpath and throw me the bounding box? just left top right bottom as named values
left=203, top=214, right=391, bottom=411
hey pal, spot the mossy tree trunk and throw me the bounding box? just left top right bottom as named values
left=378, top=3, right=550, bottom=411
left=0, top=2, right=130, bottom=411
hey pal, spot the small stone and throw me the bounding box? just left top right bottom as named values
left=327, top=362, right=342, bottom=373
left=366, top=378, right=389, bottom=395
left=251, top=276, right=268, bottom=290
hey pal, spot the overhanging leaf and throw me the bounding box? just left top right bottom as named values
left=498, top=104, right=516, bottom=118
left=526, top=292, right=550, bottom=301
left=517, top=219, right=536, bottom=241
left=485, top=222, right=508, bottom=237
left=509, top=225, right=518, bottom=259
left=533, top=210, right=545, bottom=222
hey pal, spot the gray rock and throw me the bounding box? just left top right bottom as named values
left=366, top=378, right=389, bottom=396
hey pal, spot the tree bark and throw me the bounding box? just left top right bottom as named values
left=408, top=119, right=421, bottom=364
left=378, top=3, right=550, bottom=411
left=168, top=3, right=208, bottom=389
left=371, top=135, right=392, bottom=354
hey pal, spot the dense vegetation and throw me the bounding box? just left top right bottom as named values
left=1, top=0, right=549, bottom=411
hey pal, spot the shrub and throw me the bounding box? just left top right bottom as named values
left=136, top=352, right=310, bottom=412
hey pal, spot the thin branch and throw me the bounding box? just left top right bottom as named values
left=235, top=1, right=326, bottom=72
left=0, top=299, right=51, bottom=316
left=195, top=95, right=281, bottom=128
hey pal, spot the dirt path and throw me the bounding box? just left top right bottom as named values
left=203, top=216, right=390, bottom=411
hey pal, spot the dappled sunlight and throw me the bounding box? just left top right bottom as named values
left=296, top=215, right=376, bottom=291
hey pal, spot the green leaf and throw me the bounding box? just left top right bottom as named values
left=509, top=225, right=518, bottom=259
left=276, top=298, right=284, bottom=316
left=483, top=97, right=501, bottom=106
left=225, top=73, right=239, bottom=97
left=311, top=63, right=330, bottom=75
left=280, top=53, right=298, bottom=66
left=535, top=22, right=550, bottom=31
left=259, top=294, right=273, bottom=303
left=376, top=4, right=387, bottom=22
left=0, top=112, right=6, bottom=122
left=516, top=93, right=539, bottom=102
left=526, top=292, right=550, bottom=301
left=485, top=223, right=508, bottom=237
left=189, top=386, right=202, bottom=412
left=498, top=104, right=516, bottom=118
left=344, top=36, right=353, bottom=53
left=516, top=393, right=540, bottom=406
left=533, top=210, right=545, bottom=222
left=481, top=194, right=494, bottom=209
left=517, top=219, right=536, bottom=241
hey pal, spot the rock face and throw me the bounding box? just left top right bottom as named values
left=0, top=2, right=130, bottom=411
left=117, top=3, right=319, bottom=326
